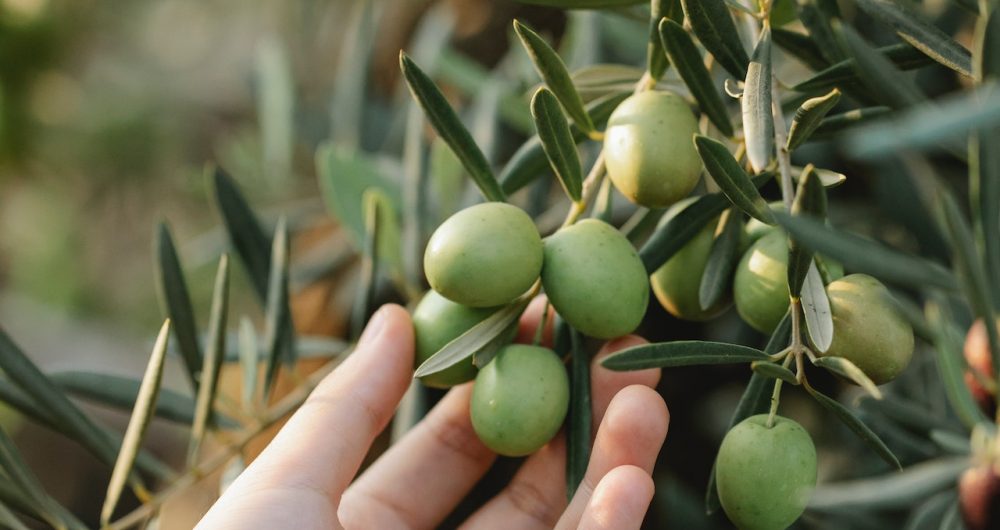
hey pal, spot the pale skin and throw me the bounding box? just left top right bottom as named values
left=198, top=298, right=669, bottom=529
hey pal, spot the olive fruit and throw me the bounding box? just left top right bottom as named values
left=411, top=291, right=495, bottom=388
left=733, top=230, right=790, bottom=334
left=541, top=219, right=649, bottom=339
left=743, top=202, right=784, bottom=247
left=716, top=414, right=817, bottom=530
left=959, top=464, right=1000, bottom=530
left=819, top=274, right=914, bottom=385
left=603, top=91, right=702, bottom=208
left=424, top=202, right=543, bottom=307
left=963, top=319, right=998, bottom=415
left=650, top=201, right=730, bottom=321
left=470, top=344, right=569, bottom=456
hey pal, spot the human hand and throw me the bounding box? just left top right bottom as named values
left=197, top=300, right=668, bottom=529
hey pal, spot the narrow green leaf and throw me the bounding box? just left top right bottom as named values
left=772, top=27, right=830, bottom=71
left=238, top=317, right=259, bottom=410
left=976, top=2, right=1000, bottom=81
left=925, top=297, right=990, bottom=429
left=792, top=43, right=932, bottom=93
left=0, top=482, right=42, bottom=527
left=255, top=37, right=294, bottom=178
left=809, top=457, right=967, bottom=510
left=787, top=89, right=841, bottom=151
left=0, top=501, right=30, bottom=530
left=773, top=212, right=958, bottom=290
left=804, top=384, right=901, bottom=469
left=792, top=165, right=847, bottom=187
left=531, top=88, right=583, bottom=201
left=743, top=27, right=774, bottom=174
left=853, top=0, right=972, bottom=76
left=399, top=52, right=506, bottom=202
left=659, top=18, right=734, bottom=137
left=695, top=135, right=775, bottom=223
left=603, top=341, right=770, bottom=371
left=813, top=356, right=882, bottom=399
left=414, top=300, right=528, bottom=378
left=813, top=106, right=892, bottom=137
left=797, top=0, right=846, bottom=64
left=153, top=223, right=201, bottom=392
left=513, top=20, right=595, bottom=134
left=973, top=125, right=1000, bottom=309
left=566, top=327, right=591, bottom=501
left=681, top=0, right=750, bottom=79
left=263, top=218, right=293, bottom=396
left=0, top=425, right=66, bottom=529
left=787, top=166, right=827, bottom=296
left=699, top=209, right=742, bottom=311
left=212, top=167, right=271, bottom=301
left=751, top=360, right=798, bottom=384
left=801, top=263, right=835, bottom=352
left=50, top=372, right=238, bottom=428
left=188, top=255, right=230, bottom=465
left=102, top=319, right=170, bottom=527
left=647, top=0, right=682, bottom=80
left=834, top=20, right=924, bottom=109
left=402, top=102, right=428, bottom=291
left=351, top=194, right=380, bottom=339
left=500, top=91, right=628, bottom=195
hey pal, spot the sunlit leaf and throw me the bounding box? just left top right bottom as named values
left=238, top=317, right=259, bottom=410
left=742, top=27, right=774, bottom=174
left=681, top=0, right=750, bottom=79
left=603, top=341, right=770, bottom=370
left=659, top=18, right=734, bottom=137
left=801, top=263, right=834, bottom=353
left=188, top=255, right=229, bottom=466
left=414, top=300, right=528, bottom=378
left=787, top=89, right=841, bottom=151
left=813, top=356, right=882, bottom=399
left=531, top=88, right=583, bottom=202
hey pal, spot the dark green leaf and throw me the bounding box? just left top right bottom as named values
left=804, top=384, right=901, bottom=469
left=659, top=18, right=734, bottom=137
left=189, top=255, right=230, bottom=465
left=773, top=212, right=958, bottom=290
left=102, top=319, right=170, bottom=526
left=853, top=0, right=972, bottom=76
left=813, top=106, right=891, bottom=137
left=925, top=296, right=991, bottom=429
left=834, top=20, right=924, bottom=109
left=415, top=300, right=528, bottom=378
left=513, top=20, right=595, bottom=134
left=813, top=356, right=882, bottom=399
left=772, top=28, right=830, bottom=71
left=212, top=167, right=271, bottom=301
left=973, top=125, right=1000, bottom=309
left=399, top=52, right=506, bottom=202
left=699, top=209, right=742, bottom=310
left=602, top=341, right=770, bottom=370
left=809, top=457, right=967, bottom=510
left=977, top=3, right=1000, bottom=80
left=647, top=0, right=682, bottom=80
left=797, top=0, right=846, bottom=64
left=743, top=27, right=774, bottom=173
left=0, top=425, right=65, bottom=529
left=566, top=327, right=591, bottom=501
left=695, top=135, right=775, bottom=223
left=263, top=217, right=293, bottom=397
left=681, top=0, right=750, bottom=79
left=787, top=166, right=827, bottom=296
left=751, top=360, right=798, bottom=384
left=792, top=43, right=932, bottom=93
left=531, top=88, right=583, bottom=202
left=153, top=223, right=201, bottom=392
left=787, top=89, right=841, bottom=151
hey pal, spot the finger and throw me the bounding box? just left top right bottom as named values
left=576, top=465, right=655, bottom=530
left=338, top=384, right=496, bottom=529
left=555, top=385, right=668, bottom=530
left=461, top=338, right=660, bottom=530
left=516, top=295, right=555, bottom=346
left=209, top=305, right=415, bottom=510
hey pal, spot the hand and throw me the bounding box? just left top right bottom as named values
left=197, top=300, right=669, bottom=529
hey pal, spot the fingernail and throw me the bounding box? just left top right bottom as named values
left=358, top=306, right=389, bottom=346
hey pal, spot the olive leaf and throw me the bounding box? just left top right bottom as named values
left=188, top=255, right=230, bottom=466
left=602, top=341, right=770, bottom=371
left=0, top=423, right=70, bottom=529
left=565, top=326, right=591, bottom=501
left=647, top=0, right=682, bottom=80
left=742, top=27, right=774, bottom=174
left=801, top=263, right=835, bottom=353
left=262, top=218, right=294, bottom=397
left=212, top=167, right=271, bottom=301
left=659, top=18, right=734, bottom=137
left=834, top=20, right=924, bottom=109
left=792, top=43, right=932, bottom=93
left=414, top=299, right=528, bottom=378
left=399, top=52, right=506, bottom=202
left=772, top=28, right=830, bottom=71
left=927, top=299, right=989, bottom=429
left=681, top=0, right=750, bottom=79
left=786, top=89, right=841, bottom=151
left=977, top=3, right=1000, bottom=81
left=694, top=136, right=775, bottom=224
left=804, top=383, right=901, bottom=469
left=791, top=165, right=846, bottom=188
left=973, top=127, right=1000, bottom=310
left=315, top=143, right=402, bottom=248
left=750, top=360, right=798, bottom=384
left=699, top=209, right=742, bottom=311
left=812, top=106, right=891, bottom=137
left=513, top=20, right=595, bottom=134
left=797, top=0, right=845, bottom=65
left=787, top=165, right=827, bottom=296
left=808, top=457, right=967, bottom=510
left=853, top=0, right=972, bottom=76
left=773, top=212, right=958, bottom=290
left=531, top=87, right=583, bottom=202
left=153, top=222, right=201, bottom=392
left=238, top=317, right=259, bottom=409
left=814, top=356, right=883, bottom=399
left=101, top=319, right=170, bottom=527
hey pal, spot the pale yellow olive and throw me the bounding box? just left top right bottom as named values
left=424, top=202, right=543, bottom=307
left=820, top=274, right=914, bottom=385
left=411, top=291, right=496, bottom=388
left=541, top=219, right=649, bottom=339
left=603, top=91, right=702, bottom=208
left=470, top=344, right=569, bottom=456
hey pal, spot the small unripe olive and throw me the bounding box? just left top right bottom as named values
left=820, top=274, right=914, bottom=385
left=470, top=344, right=569, bottom=456
left=959, top=464, right=1000, bottom=530
left=411, top=291, right=495, bottom=388
left=650, top=200, right=730, bottom=321
left=733, top=230, right=790, bottom=334
left=603, top=91, right=702, bottom=208
left=541, top=219, right=649, bottom=339
left=963, top=318, right=998, bottom=415
left=716, top=414, right=817, bottom=530
left=424, top=202, right=543, bottom=307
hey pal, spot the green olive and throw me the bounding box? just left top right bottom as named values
left=716, top=414, right=817, bottom=530
left=650, top=200, right=730, bottom=321
left=603, top=91, right=702, bottom=208
left=470, top=344, right=569, bottom=456
left=541, top=219, right=649, bottom=339
left=424, top=202, right=543, bottom=307
left=733, top=230, right=790, bottom=334
left=743, top=202, right=784, bottom=247
left=411, top=291, right=496, bottom=388
left=820, top=274, right=914, bottom=385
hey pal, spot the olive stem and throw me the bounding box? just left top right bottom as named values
left=533, top=300, right=551, bottom=346
left=766, top=353, right=795, bottom=428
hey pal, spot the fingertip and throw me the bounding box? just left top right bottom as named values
left=579, top=466, right=654, bottom=530
left=597, top=385, right=669, bottom=471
